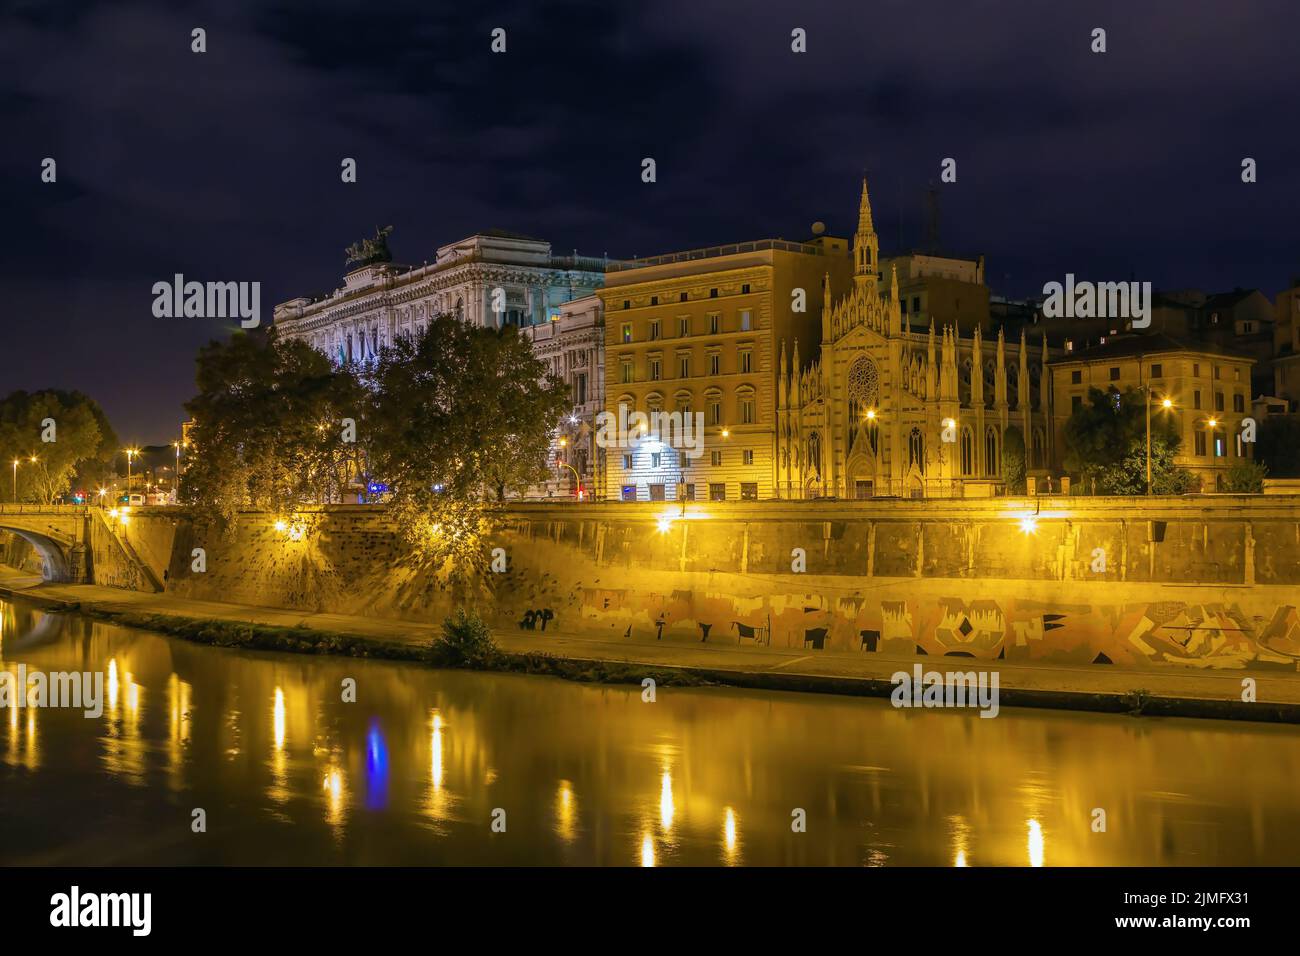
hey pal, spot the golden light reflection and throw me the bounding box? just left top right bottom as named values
left=949, top=814, right=971, bottom=867
left=323, top=764, right=347, bottom=828
left=555, top=780, right=577, bottom=842
left=1027, top=818, right=1045, bottom=867
left=431, top=713, right=443, bottom=789
left=659, top=771, right=675, bottom=831
left=166, top=673, right=192, bottom=789
left=640, top=832, right=655, bottom=867
left=273, top=687, right=286, bottom=750
left=722, top=806, right=740, bottom=864
left=106, top=658, right=119, bottom=716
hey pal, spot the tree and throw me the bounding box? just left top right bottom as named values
left=0, top=390, right=115, bottom=503
left=1257, top=416, right=1300, bottom=477
left=366, top=316, right=569, bottom=573
left=181, top=329, right=365, bottom=524
left=1001, top=426, right=1026, bottom=494
left=1223, top=458, right=1267, bottom=493
left=1062, top=386, right=1194, bottom=495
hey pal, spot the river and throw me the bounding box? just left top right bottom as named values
left=1, top=594, right=1297, bottom=865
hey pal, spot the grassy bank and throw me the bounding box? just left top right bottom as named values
left=81, top=608, right=714, bottom=689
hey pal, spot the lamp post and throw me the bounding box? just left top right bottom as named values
left=557, top=437, right=583, bottom=499
left=125, top=448, right=138, bottom=501
left=1145, top=392, right=1174, bottom=496
left=11, top=458, right=18, bottom=502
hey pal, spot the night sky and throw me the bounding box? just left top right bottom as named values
left=2, top=0, right=1297, bottom=444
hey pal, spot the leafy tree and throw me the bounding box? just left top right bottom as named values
left=1062, top=386, right=1194, bottom=495
left=1257, top=416, right=1300, bottom=477
left=1001, top=426, right=1026, bottom=494
left=0, top=390, right=114, bottom=503
left=366, top=316, right=569, bottom=573
left=181, top=329, right=365, bottom=525
left=1222, top=458, right=1267, bottom=493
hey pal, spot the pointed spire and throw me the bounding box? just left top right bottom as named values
left=791, top=340, right=802, bottom=406
left=853, top=176, right=880, bottom=296
left=778, top=340, right=789, bottom=408
left=858, top=177, right=874, bottom=233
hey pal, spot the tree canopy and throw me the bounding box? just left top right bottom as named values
left=0, top=390, right=117, bottom=503
left=1061, top=386, right=1194, bottom=494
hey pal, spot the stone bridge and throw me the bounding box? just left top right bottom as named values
left=0, top=504, right=161, bottom=591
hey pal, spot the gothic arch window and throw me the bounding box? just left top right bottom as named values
left=807, top=431, right=822, bottom=478
left=960, top=426, right=975, bottom=476
left=1007, top=366, right=1019, bottom=410
left=983, top=360, right=996, bottom=408
left=985, top=426, right=1000, bottom=478
left=847, top=356, right=880, bottom=420
left=1029, top=362, right=1043, bottom=410
left=908, top=427, right=925, bottom=473
left=1031, top=426, right=1046, bottom=468
left=959, top=358, right=973, bottom=407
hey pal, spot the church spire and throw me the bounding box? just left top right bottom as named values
left=853, top=176, right=880, bottom=297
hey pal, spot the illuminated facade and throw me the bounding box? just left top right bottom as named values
left=1049, top=334, right=1256, bottom=490
left=597, top=234, right=852, bottom=501
left=273, top=231, right=604, bottom=360
left=778, top=181, right=1054, bottom=499
left=522, top=294, right=604, bottom=498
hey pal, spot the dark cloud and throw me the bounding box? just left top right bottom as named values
left=0, top=0, right=1296, bottom=442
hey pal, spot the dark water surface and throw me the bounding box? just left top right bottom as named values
left=2, top=595, right=1297, bottom=866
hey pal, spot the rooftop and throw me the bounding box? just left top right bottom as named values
left=606, top=238, right=832, bottom=273
left=1052, top=332, right=1255, bottom=364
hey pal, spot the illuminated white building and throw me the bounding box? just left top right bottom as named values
left=273, top=230, right=605, bottom=362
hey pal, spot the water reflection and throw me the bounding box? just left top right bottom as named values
left=1, top=594, right=1299, bottom=865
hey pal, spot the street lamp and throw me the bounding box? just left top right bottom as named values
left=11, top=458, right=18, bottom=502
left=125, top=448, right=139, bottom=500
left=1144, top=391, right=1175, bottom=496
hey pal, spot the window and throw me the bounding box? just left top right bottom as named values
left=1194, top=429, right=1206, bottom=456
left=650, top=295, right=659, bottom=306
left=709, top=483, right=727, bottom=501
left=984, top=427, right=999, bottom=477
left=1071, top=395, right=1082, bottom=411
left=742, top=283, right=750, bottom=294
left=743, top=449, right=754, bottom=466
left=1214, top=365, right=1222, bottom=380
left=679, top=356, right=690, bottom=378
left=911, top=296, right=920, bottom=313
left=651, top=452, right=661, bottom=468
left=741, top=398, right=755, bottom=424
left=621, top=361, right=633, bottom=384
left=649, top=320, right=660, bottom=340
left=901, top=299, right=908, bottom=315
left=1151, top=363, right=1163, bottom=378
left=623, top=300, right=630, bottom=310
left=1214, top=436, right=1225, bottom=458
left=683, top=484, right=696, bottom=501
left=621, top=323, right=632, bottom=343
left=680, top=292, right=688, bottom=302
left=1233, top=394, right=1245, bottom=413
left=710, top=314, right=720, bottom=334
left=960, top=427, right=975, bottom=476
left=709, top=354, right=721, bottom=375
left=576, top=373, right=587, bottom=405
left=1193, top=363, right=1200, bottom=377
left=740, top=482, right=758, bottom=501
left=1243, top=321, right=1254, bottom=333
left=621, top=485, right=636, bottom=501
left=740, top=350, right=752, bottom=373
left=1071, top=370, right=1082, bottom=384
left=622, top=454, right=633, bottom=470
left=710, top=450, right=722, bottom=467
left=740, top=310, right=752, bottom=331
left=679, top=317, right=689, bottom=336
left=648, top=484, right=665, bottom=501
left=649, top=359, right=661, bottom=381
left=1214, top=392, right=1224, bottom=412
left=909, top=428, right=925, bottom=471
left=1108, top=367, right=1120, bottom=381
left=710, top=288, right=718, bottom=298
left=1193, top=390, right=1202, bottom=409
left=709, top=401, right=721, bottom=425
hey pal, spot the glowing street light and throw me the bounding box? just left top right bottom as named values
left=11, top=458, right=18, bottom=502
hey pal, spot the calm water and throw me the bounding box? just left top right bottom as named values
left=1, top=595, right=1297, bottom=866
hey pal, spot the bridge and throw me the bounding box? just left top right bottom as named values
left=0, top=504, right=161, bottom=591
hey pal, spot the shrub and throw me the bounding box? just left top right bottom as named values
left=1223, top=459, right=1267, bottom=494
left=430, top=609, right=500, bottom=668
